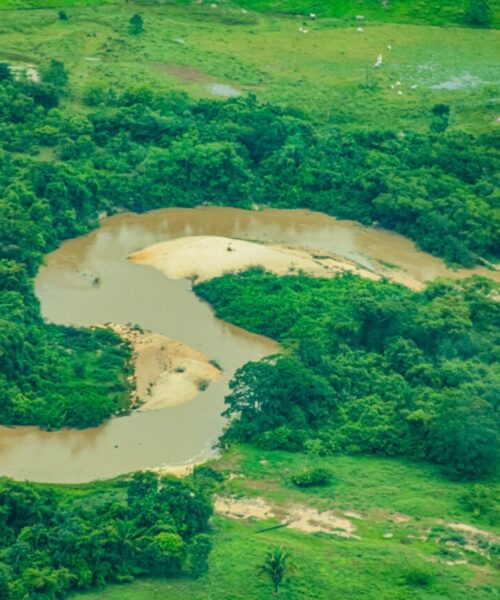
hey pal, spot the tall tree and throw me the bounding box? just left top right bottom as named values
left=129, top=14, right=144, bottom=35
left=41, top=59, right=69, bottom=92
left=0, top=63, right=11, bottom=82
left=430, top=104, right=451, bottom=134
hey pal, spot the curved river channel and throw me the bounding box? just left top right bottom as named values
left=0, top=207, right=497, bottom=483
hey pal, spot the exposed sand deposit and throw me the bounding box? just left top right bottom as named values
left=130, top=235, right=422, bottom=290
left=108, top=324, right=221, bottom=411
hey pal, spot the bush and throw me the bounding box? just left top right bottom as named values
left=192, top=466, right=224, bottom=493
left=460, top=485, right=499, bottom=521
left=466, top=0, right=492, bottom=27
left=401, top=566, right=434, bottom=587
left=291, top=468, right=332, bottom=488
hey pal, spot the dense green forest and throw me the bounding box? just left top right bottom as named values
left=0, top=61, right=499, bottom=428
left=196, top=271, right=500, bottom=480
left=0, top=468, right=217, bottom=598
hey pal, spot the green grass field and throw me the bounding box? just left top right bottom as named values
left=73, top=446, right=499, bottom=599
left=0, top=1, right=498, bottom=131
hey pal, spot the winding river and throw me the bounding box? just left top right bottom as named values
left=0, top=207, right=497, bottom=483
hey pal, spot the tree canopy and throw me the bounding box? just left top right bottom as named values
left=0, top=470, right=215, bottom=599
left=196, top=271, right=499, bottom=480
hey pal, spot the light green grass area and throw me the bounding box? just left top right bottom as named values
left=74, top=446, right=499, bottom=600
left=0, top=1, right=498, bottom=131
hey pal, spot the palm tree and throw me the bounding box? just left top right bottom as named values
left=107, top=519, right=143, bottom=562
left=258, top=546, right=295, bottom=594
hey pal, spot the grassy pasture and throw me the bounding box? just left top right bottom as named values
left=74, top=446, right=500, bottom=600
left=0, top=0, right=109, bottom=8
left=1, top=0, right=499, bottom=29
left=0, top=1, right=498, bottom=131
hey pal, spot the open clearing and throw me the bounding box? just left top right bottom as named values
left=214, top=494, right=360, bottom=537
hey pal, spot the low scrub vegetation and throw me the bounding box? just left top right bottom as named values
left=291, top=467, right=332, bottom=488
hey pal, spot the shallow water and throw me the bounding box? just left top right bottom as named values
left=0, top=207, right=496, bottom=483
left=207, top=83, right=240, bottom=97
left=431, top=73, right=483, bottom=90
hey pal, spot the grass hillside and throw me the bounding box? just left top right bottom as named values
left=75, top=447, right=500, bottom=600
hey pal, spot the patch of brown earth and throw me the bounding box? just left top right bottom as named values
left=446, top=522, right=498, bottom=543
left=390, top=512, right=411, bottom=523
left=158, top=64, right=210, bottom=83
left=344, top=510, right=364, bottom=520
left=215, top=496, right=274, bottom=521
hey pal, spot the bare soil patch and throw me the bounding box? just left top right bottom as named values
left=157, top=63, right=210, bottom=83
left=214, top=495, right=360, bottom=538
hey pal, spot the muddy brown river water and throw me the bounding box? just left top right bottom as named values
left=0, top=207, right=497, bottom=483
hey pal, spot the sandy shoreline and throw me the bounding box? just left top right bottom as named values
left=130, top=235, right=423, bottom=290
left=108, top=323, right=221, bottom=412
left=152, top=463, right=198, bottom=477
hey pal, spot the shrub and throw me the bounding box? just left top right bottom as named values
left=459, top=485, right=499, bottom=521
left=192, top=466, right=224, bottom=493
left=402, top=566, right=434, bottom=587
left=291, top=467, right=332, bottom=488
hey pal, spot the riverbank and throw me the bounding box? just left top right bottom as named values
left=108, top=324, right=221, bottom=411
